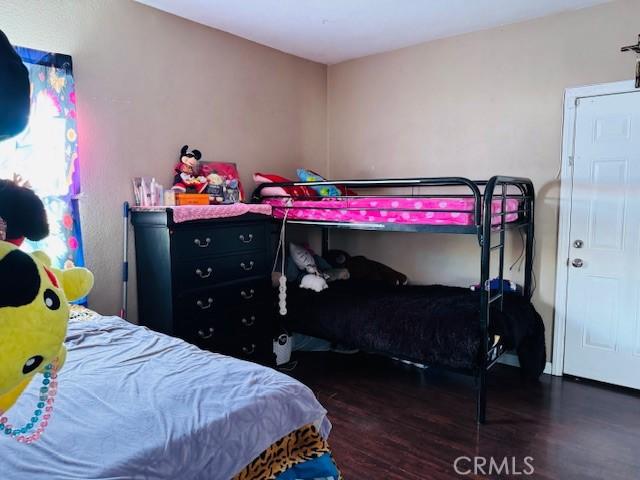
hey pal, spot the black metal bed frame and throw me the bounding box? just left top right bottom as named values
left=252, top=176, right=535, bottom=424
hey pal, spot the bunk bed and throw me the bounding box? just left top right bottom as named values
left=252, top=176, right=537, bottom=424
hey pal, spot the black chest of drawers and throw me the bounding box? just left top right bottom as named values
left=131, top=209, right=275, bottom=365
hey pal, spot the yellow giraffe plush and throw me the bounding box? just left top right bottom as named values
left=0, top=241, right=93, bottom=414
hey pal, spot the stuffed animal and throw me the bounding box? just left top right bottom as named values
left=0, top=242, right=94, bottom=415
left=289, top=243, right=328, bottom=292
left=324, top=249, right=408, bottom=287
left=0, top=179, right=49, bottom=246
left=172, top=145, right=208, bottom=193
left=312, top=254, right=349, bottom=282
left=206, top=173, right=225, bottom=203
left=0, top=29, right=30, bottom=141
left=0, top=179, right=93, bottom=439
left=324, top=268, right=350, bottom=282
left=224, top=178, right=241, bottom=204
left=300, top=274, right=328, bottom=292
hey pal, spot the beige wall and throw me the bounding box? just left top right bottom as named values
left=327, top=0, right=640, bottom=359
left=1, top=0, right=327, bottom=322
left=3, top=0, right=637, bottom=358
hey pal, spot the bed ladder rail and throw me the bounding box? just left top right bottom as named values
left=476, top=183, right=507, bottom=425
left=476, top=176, right=535, bottom=425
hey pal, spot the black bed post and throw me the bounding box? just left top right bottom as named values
left=477, top=247, right=489, bottom=424
left=477, top=177, right=497, bottom=424
left=523, top=185, right=536, bottom=300
left=321, top=228, right=330, bottom=257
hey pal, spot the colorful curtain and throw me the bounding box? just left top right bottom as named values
left=0, top=47, right=84, bottom=269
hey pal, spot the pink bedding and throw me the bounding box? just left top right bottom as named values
left=131, top=204, right=272, bottom=223
left=263, top=197, right=519, bottom=226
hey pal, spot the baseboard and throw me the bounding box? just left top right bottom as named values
left=498, top=353, right=552, bottom=375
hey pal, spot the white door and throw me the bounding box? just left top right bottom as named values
left=564, top=91, right=640, bottom=389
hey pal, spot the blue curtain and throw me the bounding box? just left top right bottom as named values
left=0, top=47, right=84, bottom=269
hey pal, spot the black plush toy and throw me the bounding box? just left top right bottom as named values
left=0, top=179, right=49, bottom=246
left=324, top=249, right=408, bottom=287
left=0, top=29, right=30, bottom=140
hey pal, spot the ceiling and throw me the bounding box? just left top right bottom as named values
left=136, top=0, right=611, bottom=64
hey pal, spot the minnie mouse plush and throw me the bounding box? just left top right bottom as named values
left=172, top=145, right=208, bottom=193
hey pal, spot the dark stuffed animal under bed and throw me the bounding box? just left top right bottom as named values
left=285, top=281, right=546, bottom=379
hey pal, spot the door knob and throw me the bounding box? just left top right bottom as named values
left=571, top=258, right=584, bottom=268
left=573, top=239, right=584, bottom=248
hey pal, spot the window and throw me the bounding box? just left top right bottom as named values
left=0, top=47, right=84, bottom=269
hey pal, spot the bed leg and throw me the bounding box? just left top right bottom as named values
left=476, top=370, right=487, bottom=424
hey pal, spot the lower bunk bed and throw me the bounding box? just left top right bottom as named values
left=3, top=308, right=341, bottom=480
left=285, top=281, right=546, bottom=379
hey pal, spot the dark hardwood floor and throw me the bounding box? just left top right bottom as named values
left=288, top=352, right=640, bottom=480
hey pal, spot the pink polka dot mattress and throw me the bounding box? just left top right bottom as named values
left=263, top=196, right=520, bottom=226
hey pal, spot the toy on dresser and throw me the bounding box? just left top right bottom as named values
left=171, top=145, right=244, bottom=205
left=205, top=173, right=225, bottom=204
left=172, top=145, right=208, bottom=194
left=200, top=161, right=244, bottom=204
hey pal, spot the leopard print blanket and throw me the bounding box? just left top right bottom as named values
left=233, top=424, right=342, bottom=480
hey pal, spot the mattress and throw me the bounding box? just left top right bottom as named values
left=263, top=196, right=519, bottom=226
left=2, top=315, right=333, bottom=480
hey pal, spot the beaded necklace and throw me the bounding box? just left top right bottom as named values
left=0, top=362, right=58, bottom=444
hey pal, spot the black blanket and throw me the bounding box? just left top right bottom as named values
left=286, top=281, right=546, bottom=379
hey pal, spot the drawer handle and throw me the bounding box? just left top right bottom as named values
left=242, top=343, right=256, bottom=355
left=241, top=315, right=256, bottom=327
left=240, top=289, right=255, bottom=300
left=194, top=237, right=211, bottom=248
left=197, top=327, right=214, bottom=339
left=195, top=267, right=213, bottom=279
left=196, top=297, right=214, bottom=310
left=239, top=233, right=254, bottom=244
left=240, top=261, right=255, bottom=271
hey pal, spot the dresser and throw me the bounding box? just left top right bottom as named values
left=131, top=209, right=275, bottom=365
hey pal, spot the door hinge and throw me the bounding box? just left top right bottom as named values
left=575, top=98, right=581, bottom=107
left=568, top=155, right=574, bottom=166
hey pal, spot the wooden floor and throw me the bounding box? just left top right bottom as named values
left=289, top=352, right=640, bottom=480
